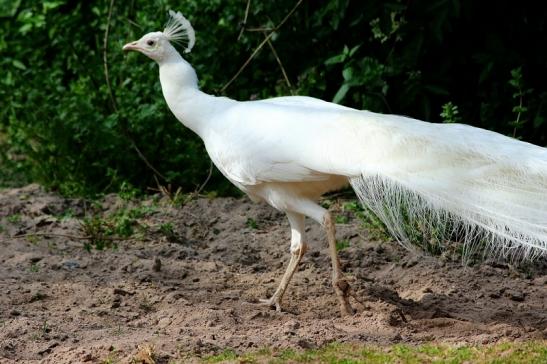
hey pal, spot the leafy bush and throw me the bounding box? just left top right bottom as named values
left=1, top=1, right=546, bottom=195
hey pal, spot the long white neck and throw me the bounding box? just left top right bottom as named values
left=158, top=47, right=229, bottom=137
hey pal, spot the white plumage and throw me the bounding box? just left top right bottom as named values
left=123, top=11, right=547, bottom=315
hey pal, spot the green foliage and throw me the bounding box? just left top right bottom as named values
left=118, top=181, right=140, bottom=201
left=80, top=202, right=155, bottom=250
left=335, top=239, right=350, bottom=251
left=7, top=213, right=21, bottom=223
left=204, top=349, right=238, bottom=363
left=440, top=101, right=462, bottom=124
left=508, top=67, right=533, bottom=137
left=334, top=214, right=349, bottom=224
left=343, top=197, right=450, bottom=256
left=343, top=200, right=390, bottom=242
left=245, top=217, right=258, bottom=230
left=80, top=215, right=115, bottom=251
left=1, top=1, right=546, bottom=195
left=159, top=222, right=174, bottom=236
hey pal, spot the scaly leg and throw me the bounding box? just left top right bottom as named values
left=323, top=212, right=354, bottom=316
left=288, top=199, right=355, bottom=316
left=260, top=212, right=307, bottom=311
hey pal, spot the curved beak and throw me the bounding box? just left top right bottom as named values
left=123, top=41, right=140, bottom=52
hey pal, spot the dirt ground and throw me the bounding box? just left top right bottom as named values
left=0, top=184, right=546, bottom=363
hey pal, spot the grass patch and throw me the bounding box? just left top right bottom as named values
left=336, top=239, right=350, bottom=251
left=7, top=213, right=22, bottom=223
left=80, top=202, right=156, bottom=251
left=246, top=217, right=259, bottom=230
left=342, top=200, right=391, bottom=242
left=204, top=349, right=239, bottom=363
left=200, top=341, right=547, bottom=364
left=335, top=214, right=350, bottom=224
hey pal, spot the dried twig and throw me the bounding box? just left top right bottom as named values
left=237, top=0, right=252, bottom=41
left=125, top=17, right=143, bottom=30
left=131, top=142, right=168, bottom=182
left=245, top=27, right=274, bottom=32
left=220, top=0, right=303, bottom=94
left=151, top=159, right=214, bottom=206
left=265, top=33, right=293, bottom=92
left=194, top=160, right=214, bottom=196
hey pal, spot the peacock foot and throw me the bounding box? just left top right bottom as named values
left=259, top=296, right=282, bottom=312
left=334, top=277, right=356, bottom=316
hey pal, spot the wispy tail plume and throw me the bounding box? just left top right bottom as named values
left=349, top=115, right=547, bottom=261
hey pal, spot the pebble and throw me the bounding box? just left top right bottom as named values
left=37, top=341, right=59, bottom=355
left=62, top=260, right=80, bottom=270
left=296, top=338, right=314, bottom=349
left=506, top=290, right=525, bottom=302
left=153, top=257, right=162, bottom=272
left=158, top=317, right=171, bottom=328
left=113, top=288, right=134, bottom=296
left=81, top=352, right=93, bottom=362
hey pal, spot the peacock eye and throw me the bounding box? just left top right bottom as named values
left=147, top=40, right=155, bottom=46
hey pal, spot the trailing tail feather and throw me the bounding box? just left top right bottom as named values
left=347, top=113, right=547, bottom=261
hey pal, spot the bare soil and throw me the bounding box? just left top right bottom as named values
left=0, top=184, right=546, bottom=363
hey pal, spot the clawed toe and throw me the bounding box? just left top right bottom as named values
left=259, top=297, right=282, bottom=311
left=335, top=278, right=356, bottom=316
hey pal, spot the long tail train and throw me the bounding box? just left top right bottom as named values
left=347, top=113, right=547, bottom=261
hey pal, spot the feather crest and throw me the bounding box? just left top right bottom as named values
left=163, top=10, right=195, bottom=53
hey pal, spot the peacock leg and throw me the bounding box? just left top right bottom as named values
left=282, top=200, right=356, bottom=316
left=323, top=212, right=354, bottom=316
left=260, top=212, right=307, bottom=311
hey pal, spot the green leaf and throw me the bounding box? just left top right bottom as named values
left=512, top=106, right=528, bottom=113
left=349, top=44, right=361, bottom=57
left=0, top=0, right=21, bottom=17
left=342, top=67, right=354, bottom=81
left=324, top=54, right=346, bottom=65
left=43, top=1, right=65, bottom=12
left=12, top=60, right=26, bottom=70
left=18, top=23, right=33, bottom=34
left=333, top=84, right=351, bottom=104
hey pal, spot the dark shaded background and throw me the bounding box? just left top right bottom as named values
left=1, top=0, right=546, bottom=195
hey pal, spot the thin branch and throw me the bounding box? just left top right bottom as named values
left=130, top=141, right=168, bottom=181
left=194, top=160, right=214, bottom=196
left=125, top=17, right=143, bottom=30
left=237, top=0, right=252, bottom=41
left=220, top=0, right=303, bottom=94
left=246, top=27, right=274, bottom=32
left=265, top=33, right=293, bottom=93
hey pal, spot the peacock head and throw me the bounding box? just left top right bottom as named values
left=123, top=10, right=195, bottom=62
